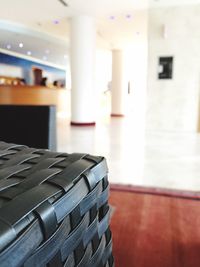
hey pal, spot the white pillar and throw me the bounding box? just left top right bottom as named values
left=111, top=50, right=127, bottom=117
left=70, top=16, right=96, bottom=125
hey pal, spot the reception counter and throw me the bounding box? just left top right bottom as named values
left=0, top=85, right=70, bottom=116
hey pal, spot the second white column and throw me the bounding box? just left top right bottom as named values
left=111, top=49, right=127, bottom=117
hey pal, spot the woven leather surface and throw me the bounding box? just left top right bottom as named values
left=0, top=142, right=113, bottom=267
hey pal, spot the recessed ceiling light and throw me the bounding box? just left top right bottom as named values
left=109, top=16, right=115, bottom=20
left=19, top=43, right=23, bottom=48
left=45, top=50, right=50, bottom=54
left=126, top=14, right=132, bottom=19
left=6, top=44, right=11, bottom=49
left=136, top=32, right=140, bottom=35
left=53, top=20, right=59, bottom=24
left=27, top=51, right=32, bottom=56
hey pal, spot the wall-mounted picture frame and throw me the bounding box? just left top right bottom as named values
left=158, top=56, right=173, bottom=79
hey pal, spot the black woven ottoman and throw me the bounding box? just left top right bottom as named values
left=0, top=142, right=114, bottom=267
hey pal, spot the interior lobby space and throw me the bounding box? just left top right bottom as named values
left=0, top=0, right=200, bottom=193
left=1, top=1, right=200, bottom=267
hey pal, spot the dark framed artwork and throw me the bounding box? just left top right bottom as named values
left=158, top=56, right=173, bottom=79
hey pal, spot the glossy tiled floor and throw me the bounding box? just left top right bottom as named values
left=57, top=114, right=200, bottom=192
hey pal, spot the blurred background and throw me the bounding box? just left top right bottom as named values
left=0, top=0, right=200, bottom=191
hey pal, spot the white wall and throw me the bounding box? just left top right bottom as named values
left=95, top=49, right=112, bottom=94
left=125, top=41, right=148, bottom=115
left=147, top=5, right=200, bottom=132
left=95, top=49, right=112, bottom=116
left=0, top=64, right=23, bottom=77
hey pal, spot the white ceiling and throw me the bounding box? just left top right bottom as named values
left=0, top=0, right=199, bottom=67
left=0, top=20, right=69, bottom=67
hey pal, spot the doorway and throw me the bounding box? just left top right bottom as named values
left=33, top=68, right=43, bottom=85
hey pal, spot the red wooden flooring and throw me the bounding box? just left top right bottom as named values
left=109, top=189, right=200, bottom=267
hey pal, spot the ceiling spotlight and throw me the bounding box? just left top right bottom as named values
left=53, top=20, right=59, bottom=25
left=126, top=14, right=132, bottom=19
left=109, top=16, right=115, bottom=20
left=19, top=43, right=24, bottom=48
left=6, top=44, right=11, bottom=49
left=27, top=51, right=32, bottom=56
